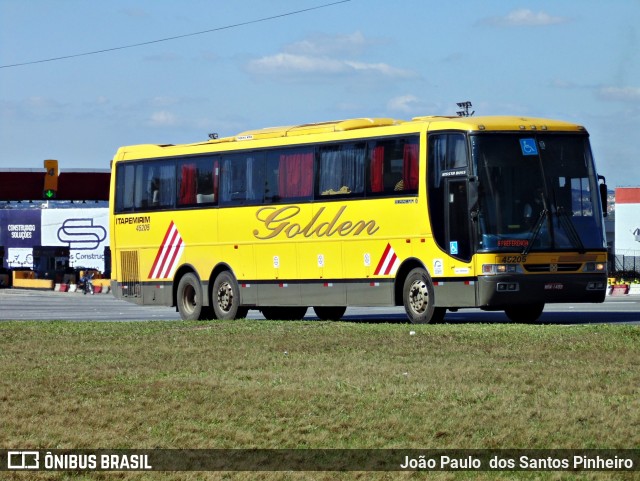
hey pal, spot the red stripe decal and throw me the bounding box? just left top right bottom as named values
left=155, top=228, right=180, bottom=279
left=148, top=221, right=175, bottom=278
left=374, top=243, right=392, bottom=275
left=383, top=252, right=398, bottom=275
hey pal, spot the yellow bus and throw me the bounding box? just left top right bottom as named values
left=109, top=115, right=608, bottom=323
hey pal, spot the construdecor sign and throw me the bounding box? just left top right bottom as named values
left=0, top=210, right=41, bottom=269
left=0, top=208, right=109, bottom=271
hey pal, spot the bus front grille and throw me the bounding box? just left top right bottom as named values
left=120, top=250, right=141, bottom=297
left=523, top=263, right=582, bottom=273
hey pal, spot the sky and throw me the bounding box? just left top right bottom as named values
left=0, top=0, right=639, bottom=188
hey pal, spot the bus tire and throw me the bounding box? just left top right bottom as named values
left=261, top=306, right=308, bottom=321
left=212, top=271, right=245, bottom=320
left=176, top=272, right=204, bottom=321
left=313, top=306, right=347, bottom=321
left=402, top=268, right=445, bottom=324
left=504, top=303, right=544, bottom=323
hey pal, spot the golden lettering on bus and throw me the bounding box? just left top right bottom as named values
left=253, top=205, right=379, bottom=240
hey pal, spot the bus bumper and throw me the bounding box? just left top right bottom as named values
left=476, top=273, right=608, bottom=308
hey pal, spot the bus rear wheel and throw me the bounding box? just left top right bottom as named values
left=177, top=272, right=205, bottom=321
left=403, top=268, right=445, bottom=324
left=261, top=307, right=308, bottom=321
left=313, top=306, right=347, bottom=321
left=504, top=303, right=544, bottom=323
left=212, top=271, right=248, bottom=320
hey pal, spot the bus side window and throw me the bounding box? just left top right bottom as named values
left=133, top=164, right=146, bottom=209
left=131, top=162, right=175, bottom=210
left=245, top=154, right=266, bottom=204
left=178, top=163, right=198, bottom=205
left=264, top=148, right=314, bottom=203
left=178, top=157, right=218, bottom=206
left=115, top=164, right=135, bottom=212
left=317, top=143, right=365, bottom=198
left=368, top=136, right=419, bottom=196
left=220, top=156, right=242, bottom=205
left=264, top=153, right=281, bottom=203
left=195, top=157, right=215, bottom=204
left=219, top=153, right=267, bottom=205
left=277, top=148, right=314, bottom=201
left=153, top=163, right=176, bottom=209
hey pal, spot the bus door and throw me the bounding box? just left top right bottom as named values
left=428, top=132, right=473, bottom=262
left=427, top=132, right=475, bottom=306
left=445, top=178, right=471, bottom=261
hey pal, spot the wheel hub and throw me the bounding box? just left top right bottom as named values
left=184, top=285, right=197, bottom=313
left=409, top=280, right=429, bottom=314
left=217, top=282, right=233, bottom=312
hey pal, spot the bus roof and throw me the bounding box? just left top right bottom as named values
left=411, top=115, right=587, bottom=133
left=114, top=115, right=587, bottom=158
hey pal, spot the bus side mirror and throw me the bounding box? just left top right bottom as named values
left=598, top=175, right=608, bottom=217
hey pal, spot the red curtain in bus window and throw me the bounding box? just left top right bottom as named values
left=279, top=152, right=313, bottom=198
left=403, top=143, right=419, bottom=191
left=369, top=146, right=385, bottom=193
left=179, top=163, right=197, bottom=205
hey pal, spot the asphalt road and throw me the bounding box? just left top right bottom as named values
left=0, top=288, right=638, bottom=324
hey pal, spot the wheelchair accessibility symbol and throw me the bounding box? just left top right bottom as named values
left=519, top=138, right=538, bottom=156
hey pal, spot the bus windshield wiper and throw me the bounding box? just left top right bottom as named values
left=523, top=209, right=550, bottom=255
left=556, top=207, right=585, bottom=253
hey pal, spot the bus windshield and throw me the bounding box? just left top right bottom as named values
left=471, top=133, right=605, bottom=253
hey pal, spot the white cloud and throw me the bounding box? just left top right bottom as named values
left=247, top=53, right=414, bottom=79
left=2, top=96, right=67, bottom=121
left=387, top=95, right=421, bottom=113
left=550, top=81, right=640, bottom=104
left=248, top=53, right=346, bottom=75
left=26, top=96, right=62, bottom=110
left=149, top=111, right=177, bottom=127
left=344, top=61, right=414, bottom=78
left=597, top=86, right=640, bottom=103
left=285, top=31, right=373, bottom=56
left=246, top=32, right=414, bottom=81
left=550, top=79, right=579, bottom=89
left=481, top=9, right=569, bottom=27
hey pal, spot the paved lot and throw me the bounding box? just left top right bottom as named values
left=1, top=288, right=638, bottom=324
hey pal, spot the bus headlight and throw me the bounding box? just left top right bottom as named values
left=482, top=264, right=522, bottom=275
left=583, top=262, right=606, bottom=272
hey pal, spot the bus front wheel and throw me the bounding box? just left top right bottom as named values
left=176, top=272, right=205, bottom=321
left=212, top=271, right=248, bottom=320
left=402, top=268, right=445, bottom=324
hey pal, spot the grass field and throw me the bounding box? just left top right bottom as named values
left=1, top=320, right=638, bottom=481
